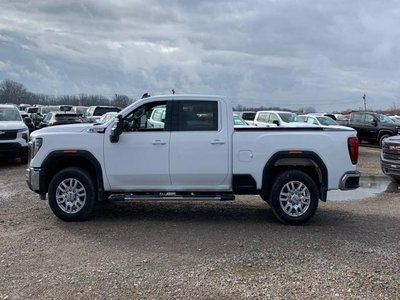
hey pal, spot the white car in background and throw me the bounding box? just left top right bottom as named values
left=0, top=104, right=29, bottom=163
left=99, top=112, right=119, bottom=124
left=303, top=115, right=350, bottom=129
left=234, top=111, right=256, bottom=125
left=254, top=111, right=315, bottom=127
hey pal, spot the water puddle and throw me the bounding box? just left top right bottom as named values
left=328, top=176, right=399, bottom=201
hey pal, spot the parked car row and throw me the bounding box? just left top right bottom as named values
left=0, top=104, right=29, bottom=164
left=234, top=110, right=400, bottom=147
left=235, top=110, right=346, bottom=129
left=17, top=104, right=122, bottom=132
left=0, top=103, right=124, bottom=164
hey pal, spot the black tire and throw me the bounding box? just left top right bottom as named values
left=269, top=170, right=319, bottom=225
left=259, top=194, right=270, bottom=206
left=390, top=176, right=400, bottom=184
left=48, top=167, right=96, bottom=221
left=379, top=134, right=390, bottom=148
left=20, top=155, right=28, bottom=165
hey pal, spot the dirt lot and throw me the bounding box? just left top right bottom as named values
left=0, top=146, right=399, bottom=299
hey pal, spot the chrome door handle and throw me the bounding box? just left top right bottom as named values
left=210, top=139, right=225, bottom=145
left=152, top=140, right=166, bottom=145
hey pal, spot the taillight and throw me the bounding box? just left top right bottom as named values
left=348, top=137, right=359, bottom=164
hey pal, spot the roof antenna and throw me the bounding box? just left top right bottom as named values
left=172, top=89, right=175, bottom=95
left=141, top=93, right=150, bottom=99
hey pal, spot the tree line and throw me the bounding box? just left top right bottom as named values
left=0, top=79, right=133, bottom=108
left=2, top=79, right=398, bottom=115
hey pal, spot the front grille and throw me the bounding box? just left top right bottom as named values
left=382, top=143, right=400, bottom=160
left=383, top=153, right=400, bottom=161
left=0, top=130, right=17, bottom=140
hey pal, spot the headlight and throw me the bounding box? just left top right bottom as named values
left=18, top=128, right=29, bottom=142
left=30, top=137, right=43, bottom=158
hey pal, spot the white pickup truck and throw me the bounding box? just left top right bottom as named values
left=27, top=95, right=360, bottom=225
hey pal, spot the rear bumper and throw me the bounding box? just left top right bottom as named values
left=339, top=171, right=361, bottom=190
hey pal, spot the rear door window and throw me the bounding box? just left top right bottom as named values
left=176, top=101, right=218, bottom=131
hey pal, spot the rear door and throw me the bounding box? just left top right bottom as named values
left=169, top=99, right=230, bottom=189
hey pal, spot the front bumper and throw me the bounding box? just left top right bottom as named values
left=26, top=167, right=46, bottom=199
left=339, top=171, right=361, bottom=190
left=381, top=155, right=400, bottom=178
left=0, top=143, right=28, bottom=158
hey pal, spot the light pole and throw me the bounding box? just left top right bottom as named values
left=363, top=94, right=366, bottom=111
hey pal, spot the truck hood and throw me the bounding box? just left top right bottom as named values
left=31, top=123, right=93, bottom=137
left=0, top=121, right=27, bottom=131
left=383, top=135, right=400, bottom=143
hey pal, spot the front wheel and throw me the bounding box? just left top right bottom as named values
left=379, top=134, right=390, bottom=148
left=269, top=170, right=319, bottom=225
left=48, top=167, right=96, bottom=221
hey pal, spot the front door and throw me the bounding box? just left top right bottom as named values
left=104, top=101, right=171, bottom=190
left=362, top=114, right=379, bottom=141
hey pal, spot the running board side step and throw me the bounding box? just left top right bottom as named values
left=109, top=194, right=236, bottom=202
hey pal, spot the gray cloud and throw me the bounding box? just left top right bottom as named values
left=1, top=0, right=400, bottom=111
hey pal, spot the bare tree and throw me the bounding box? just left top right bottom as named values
left=0, top=79, right=28, bottom=104
left=113, top=94, right=131, bottom=108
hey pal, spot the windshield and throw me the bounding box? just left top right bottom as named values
left=74, top=107, right=88, bottom=115
left=233, top=115, right=247, bottom=125
left=317, top=116, right=338, bottom=126
left=278, top=113, right=300, bottom=123
left=241, top=112, right=256, bottom=121
left=377, top=114, right=394, bottom=123
left=54, top=113, right=82, bottom=121
left=27, top=107, right=39, bottom=113
left=93, top=107, right=121, bottom=116
left=40, top=106, right=59, bottom=115
left=0, top=107, right=22, bottom=121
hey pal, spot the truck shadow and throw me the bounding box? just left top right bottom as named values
left=94, top=200, right=278, bottom=224
left=0, top=157, right=24, bottom=168
left=54, top=200, right=400, bottom=254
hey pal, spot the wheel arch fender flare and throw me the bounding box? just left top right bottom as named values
left=40, top=150, right=104, bottom=201
left=378, top=130, right=393, bottom=139
left=262, top=151, right=328, bottom=201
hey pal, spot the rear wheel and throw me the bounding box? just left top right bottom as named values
left=48, top=167, right=96, bottom=221
left=269, top=170, right=319, bottom=225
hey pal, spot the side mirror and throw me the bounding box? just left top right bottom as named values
left=272, top=120, right=280, bottom=126
left=110, top=115, right=123, bottom=143
left=372, top=119, right=378, bottom=126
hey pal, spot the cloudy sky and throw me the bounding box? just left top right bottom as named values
left=1, top=0, right=399, bottom=111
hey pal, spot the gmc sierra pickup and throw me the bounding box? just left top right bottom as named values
left=27, top=95, right=360, bottom=225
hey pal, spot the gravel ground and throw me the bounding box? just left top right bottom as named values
left=0, top=146, right=399, bottom=299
